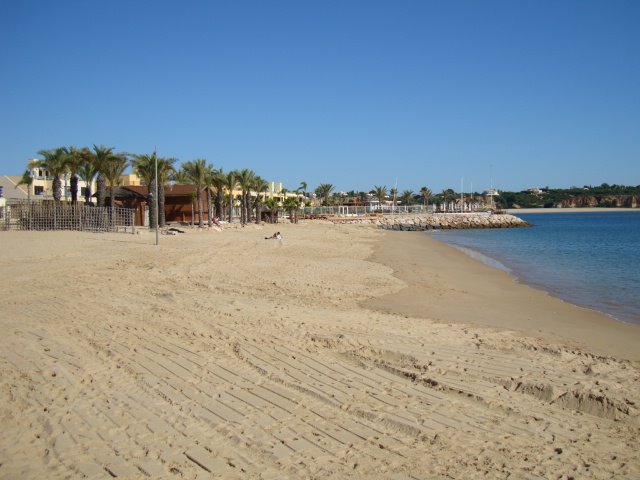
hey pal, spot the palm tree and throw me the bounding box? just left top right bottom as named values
left=103, top=154, right=129, bottom=210
left=441, top=188, right=455, bottom=211
left=252, top=176, right=270, bottom=224
left=93, top=145, right=115, bottom=207
left=314, top=183, right=334, bottom=206
left=132, top=152, right=159, bottom=229
left=235, top=168, right=255, bottom=225
left=157, top=157, right=177, bottom=228
left=171, top=166, right=189, bottom=184
left=283, top=197, right=300, bottom=223
left=189, top=191, right=197, bottom=226
left=210, top=168, right=226, bottom=221
left=36, top=147, right=69, bottom=202
left=77, top=148, right=99, bottom=205
left=400, top=190, right=414, bottom=207
left=296, top=181, right=308, bottom=198
left=63, top=146, right=86, bottom=204
left=373, top=185, right=387, bottom=212
left=359, top=191, right=369, bottom=207
left=16, top=169, right=33, bottom=201
left=203, top=164, right=216, bottom=227
left=223, top=171, right=237, bottom=223
left=264, top=197, right=279, bottom=223
left=182, top=158, right=209, bottom=227
left=420, top=186, right=432, bottom=207
left=236, top=168, right=256, bottom=224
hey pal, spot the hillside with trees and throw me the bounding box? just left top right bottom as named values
left=493, top=184, right=640, bottom=209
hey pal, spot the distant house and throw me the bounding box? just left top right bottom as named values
left=0, top=176, right=29, bottom=200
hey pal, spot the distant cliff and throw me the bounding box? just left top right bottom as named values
left=553, top=195, right=639, bottom=208
left=495, top=186, right=640, bottom=209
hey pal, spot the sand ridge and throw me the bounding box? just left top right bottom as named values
left=0, top=224, right=638, bottom=479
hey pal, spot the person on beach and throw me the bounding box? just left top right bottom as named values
left=265, top=232, right=282, bottom=240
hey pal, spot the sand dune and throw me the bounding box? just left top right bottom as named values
left=0, top=224, right=638, bottom=479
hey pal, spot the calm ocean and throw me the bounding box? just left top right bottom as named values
left=429, top=212, right=640, bottom=324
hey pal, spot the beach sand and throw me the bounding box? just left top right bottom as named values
left=1, top=223, right=638, bottom=479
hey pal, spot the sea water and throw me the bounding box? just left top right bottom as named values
left=429, top=212, right=640, bottom=324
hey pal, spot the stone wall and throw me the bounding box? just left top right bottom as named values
left=377, top=213, right=530, bottom=230
left=327, top=213, right=530, bottom=230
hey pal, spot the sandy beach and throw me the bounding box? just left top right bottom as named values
left=1, top=223, right=638, bottom=479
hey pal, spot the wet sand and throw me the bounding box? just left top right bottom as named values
left=368, top=230, right=640, bottom=361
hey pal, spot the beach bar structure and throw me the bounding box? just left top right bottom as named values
left=105, top=185, right=213, bottom=226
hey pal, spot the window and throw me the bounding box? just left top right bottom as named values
left=35, top=186, right=44, bottom=195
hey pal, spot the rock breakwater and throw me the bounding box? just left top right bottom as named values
left=377, top=213, right=530, bottom=230
left=326, top=213, right=530, bottom=230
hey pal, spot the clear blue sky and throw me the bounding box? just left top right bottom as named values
left=1, top=0, right=638, bottom=193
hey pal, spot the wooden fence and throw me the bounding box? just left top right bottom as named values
left=1, top=200, right=136, bottom=233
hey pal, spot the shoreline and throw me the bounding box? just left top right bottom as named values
left=367, top=229, right=640, bottom=361
left=449, top=241, right=632, bottom=324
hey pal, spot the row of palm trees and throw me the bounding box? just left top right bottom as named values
left=19, top=145, right=127, bottom=208
left=23, top=146, right=307, bottom=228
left=312, top=184, right=433, bottom=207
left=23, top=146, right=446, bottom=224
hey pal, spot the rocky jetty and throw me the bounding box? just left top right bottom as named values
left=376, top=213, right=530, bottom=230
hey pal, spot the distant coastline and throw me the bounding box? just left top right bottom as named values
left=506, top=207, right=640, bottom=214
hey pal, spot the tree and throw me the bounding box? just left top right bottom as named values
left=103, top=154, right=129, bottom=211
left=210, top=168, right=226, bottom=221
left=296, top=181, right=308, bottom=197
left=36, top=147, right=69, bottom=202
left=400, top=190, right=414, bottom=206
left=372, top=185, right=387, bottom=211
left=157, top=157, right=177, bottom=227
left=420, top=186, right=432, bottom=207
left=16, top=169, right=33, bottom=201
left=132, top=152, right=159, bottom=229
left=64, top=146, right=85, bottom=204
left=264, top=197, right=279, bottom=223
left=235, top=168, right=255, bottom=225
left=314, top=183, right=334, bottom=206
left=189, top=191, right=197, bottom=226
left=440, top=188, right=456, bottom=211
left=93, top=145, right=115, bottom=207
left=283, top=197, right=300, bottom=223
left=252, top=176, right=270, bottom=224
left=77, top=147, right=99, bottom=205
left=223, top=171, right=237, bottom=223
left=203, top=164, right=215, bottom=227
left=182, top=158, right=209, bottom=228
left=171, top=167, right=189, bottom=184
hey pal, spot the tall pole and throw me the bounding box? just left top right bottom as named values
left=393, top=177, right=398, bottom=213
left=155, top=149, right=159, bottom=246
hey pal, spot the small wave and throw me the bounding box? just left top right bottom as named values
left=451, top=245, right=512, bottom=274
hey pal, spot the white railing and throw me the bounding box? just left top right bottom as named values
left=300, top=205, right=433, bottom=217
